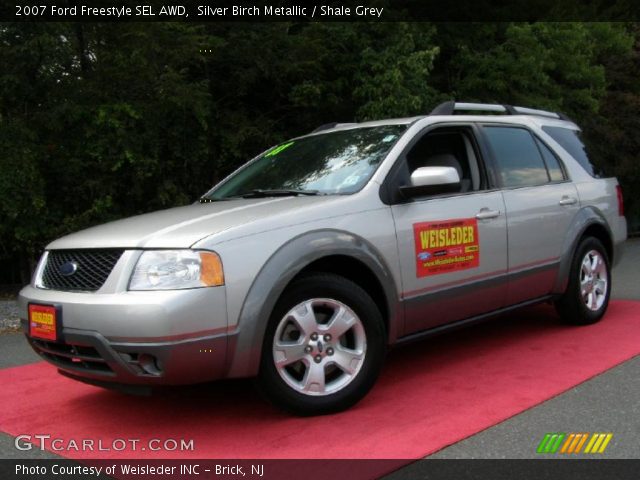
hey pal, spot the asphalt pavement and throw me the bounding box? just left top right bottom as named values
left=420, top=237, right=640, bottom=460
left=1, top=239, right=638, bottom=467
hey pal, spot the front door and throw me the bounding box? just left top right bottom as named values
left=387, top=125, right=508, bottom=336
left=392, top=192, right=508, bottom=335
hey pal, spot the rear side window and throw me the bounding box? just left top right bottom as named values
left=541, top=126, right=597, bottom=177
left=483, top=126, right=549, bottom=187
left=535, top=138, right=565, bottom=182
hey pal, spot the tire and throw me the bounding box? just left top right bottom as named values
left=257, top=273, right=386, bottom=416
left=554, top=237, right=611, bottom=325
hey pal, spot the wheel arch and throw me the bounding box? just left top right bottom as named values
left=225, top=229, right=400, bottom=378
left=291, top=255, right=390, bottom=336
left=553, top=207, right=614, bottom=294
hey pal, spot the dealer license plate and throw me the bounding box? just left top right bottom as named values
left=28, top=304, right=59, bottom=341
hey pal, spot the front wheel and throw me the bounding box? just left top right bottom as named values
left=555, top=237, right=611, bottom=325
left=257, top=273, right=386, bottom=415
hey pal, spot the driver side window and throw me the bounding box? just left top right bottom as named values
left=405, top=127, right=484, bottom=194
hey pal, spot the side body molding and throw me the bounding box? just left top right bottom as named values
left=552, top=207, right=613, bottom=294
left=224, top=229, right=400, bottom=378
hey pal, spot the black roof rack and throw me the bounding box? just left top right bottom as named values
left=430, top=101, right=573, bottom=122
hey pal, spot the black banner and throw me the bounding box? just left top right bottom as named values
left=2, top=459, right=640, bottom=480
left=2, top=0, right=640, bottom=22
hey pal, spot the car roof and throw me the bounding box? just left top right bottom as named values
left=309, top=102, right=579, bottom=135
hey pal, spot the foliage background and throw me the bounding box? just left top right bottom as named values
left=1, top=21, right=639, bottom=284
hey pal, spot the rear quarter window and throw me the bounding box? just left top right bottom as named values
left=535, top=138, right=566, bottom=182
left=541, top=126, right=598, bottom=177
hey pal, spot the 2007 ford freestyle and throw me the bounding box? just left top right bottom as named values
left=20, top=102, right=627, bottom=415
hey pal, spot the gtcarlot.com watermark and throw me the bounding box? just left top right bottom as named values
left=15, top=434, right=195, bottom=452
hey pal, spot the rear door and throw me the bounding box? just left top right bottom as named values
left=386, top=124, right=508, bottom=336
left=480, top=125, right=579, bottom=305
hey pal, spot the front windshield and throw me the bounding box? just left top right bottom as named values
left=202, top=125, right=407, bottom=200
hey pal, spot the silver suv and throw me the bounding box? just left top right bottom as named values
left=19, top=102, right=627, bottom=415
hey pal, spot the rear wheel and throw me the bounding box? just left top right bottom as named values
left=555, top=237, right=611, bottom=325
left=257, top=273, right=385, bottom=415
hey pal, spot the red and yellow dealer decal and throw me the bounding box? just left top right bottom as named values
left=413, top=218, right=480, bottom=277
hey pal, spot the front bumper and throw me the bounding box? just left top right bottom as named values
left=19, top=284, right=230, bottom=386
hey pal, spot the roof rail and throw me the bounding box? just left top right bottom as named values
left=312, top=122, right=357, bottom=133
left=430, top=101, right=572, bottom=121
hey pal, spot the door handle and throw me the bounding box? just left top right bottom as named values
left=475, top=208, right=501, bottom=220
left=559, top=196, right=577, bottom=206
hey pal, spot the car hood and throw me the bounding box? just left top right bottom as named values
left=47, top=196, right=346, bottom=250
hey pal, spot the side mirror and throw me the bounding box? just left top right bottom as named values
left=400, top=166, right=461, bottom=198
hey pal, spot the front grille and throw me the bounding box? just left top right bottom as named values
left=30, top=339, right=113, bottom=374
left=41, top=249, right=124, bottom=292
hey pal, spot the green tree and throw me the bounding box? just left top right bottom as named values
left=1, top=21, right=638, bottom=284
left=580, top=24, right=640, bottom=231
left=446, top=23, right=633, bottom=119
left=0, top=23, right=212, bottom=281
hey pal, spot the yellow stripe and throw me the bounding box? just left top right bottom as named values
left=597, top=434, right=613, bottom=453
left=584, top=433, right=598, bottom=453
left=591, top=434, right=606, bottom=453
left=560, top=434, right=575, bottom=453
left=567, top=434, right=581, bottom=453
left=574, top=434, right=588, bottom=453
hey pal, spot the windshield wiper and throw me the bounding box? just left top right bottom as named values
left=199, top=189, right=323, bottom=202
left=236, top=189, right=321, bottom=198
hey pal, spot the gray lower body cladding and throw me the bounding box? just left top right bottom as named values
left=23, top=320, right=230, bottom=385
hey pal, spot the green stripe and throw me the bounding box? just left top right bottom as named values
left=550, top=433, right=566, bottom=453
left=265, top=141, right=294, bottom=157
left=544, top=434, right=558, bottom=453
left=537, top=433, right=552, bottom=453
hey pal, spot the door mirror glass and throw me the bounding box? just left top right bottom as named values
left=401, top=166, right=461, bottom=197
left=410, top=166, right=460, bottom=187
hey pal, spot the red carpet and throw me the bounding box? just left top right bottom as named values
left=1, top=300, right=639, bottom=466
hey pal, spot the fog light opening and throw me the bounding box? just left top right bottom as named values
left=138, top=354, right=162, bottom=376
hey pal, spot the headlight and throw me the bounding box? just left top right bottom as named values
left=129, top=250, right=224, bottom=290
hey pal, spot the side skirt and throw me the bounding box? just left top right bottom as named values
left=394, top=295, right=554, bottom=347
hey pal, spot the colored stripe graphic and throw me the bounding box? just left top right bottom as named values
left=568, top=433, right=582, bottom=453
left=574, top=433, right=588, bottom=453
left=550, top=433, right=565, bottom=453
left=537, top=433, right=565, bottom=453
left=584, top=433, right=614, bottom=454
left=536, top=434, right=551, bottom=453
left=598, top=434, right=613, bottom=453
left=584, top=434, right=599, bottom=453
left=539, top=433, right=613, bottom=454
left=560, top=433, right=575, bottom=453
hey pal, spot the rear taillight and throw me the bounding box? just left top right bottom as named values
left=616, top=185, right=624, bottom=216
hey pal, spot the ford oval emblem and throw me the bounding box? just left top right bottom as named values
left=59, top=261, right=78, bottom=277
